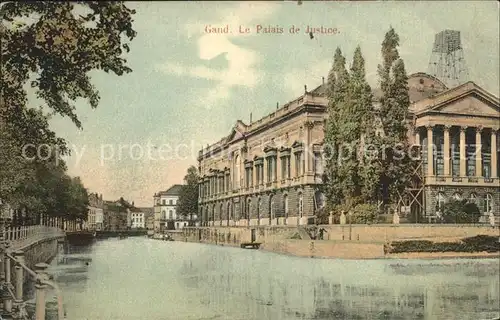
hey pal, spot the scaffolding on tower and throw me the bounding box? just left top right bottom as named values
left=428, top=30, right=470, bottom=88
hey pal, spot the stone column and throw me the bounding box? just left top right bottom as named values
left=263, top=157, right=268, bottom=183
left=491, top=128, right=498, bottom=178
left=14, top=250, right=24, bottom=305
left=476, top=127, right=483, bottom=177
left=443, top=125, right=451, bottom=176
left=460, top=126, right=467, bottom=177
left=427, top=125, right=434, bottom=176
left=304, top=121, right=313, bottom=174
left=276, top=154, right=281, bottom=181
left=35, top=263, right=49, bottom=320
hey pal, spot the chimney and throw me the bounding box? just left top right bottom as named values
left=304, top=85, right=308, bottom=93
left=276, top=102, right=279, bottom=110
left=250, top=112, right=252, bottom=123
left=322, top=77, right=325, bottom=85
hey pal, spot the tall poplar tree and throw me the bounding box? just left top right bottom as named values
left=376, top=27, right=412, bottom=210
left=323, top=48, right=349, bottom=211
left=348, top=47, right=380, bottom=204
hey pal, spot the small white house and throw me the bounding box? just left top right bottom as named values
left=153, top=184, right=197, bottom=230
left=130, top=208, right=145, bottom=229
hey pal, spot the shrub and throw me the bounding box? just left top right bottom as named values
left=389, top=235, right=500, bottom=253
left=441, top=199, right=481, bottom=223
left=351, top=203, right=378, bottom=224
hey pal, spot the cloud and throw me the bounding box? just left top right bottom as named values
left=155, top=2, right=280, bottom=108
left=283, top=59, right=331, bottom=97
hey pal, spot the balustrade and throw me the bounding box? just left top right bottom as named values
left=0, top=223, right=66, bottom=319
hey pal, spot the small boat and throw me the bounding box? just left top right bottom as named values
left=119, top=233, right=128, bottom=239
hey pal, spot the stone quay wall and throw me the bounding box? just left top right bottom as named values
left=174, top=224, right=499, bottom=259
left=9, top=236, right=62, bottom=283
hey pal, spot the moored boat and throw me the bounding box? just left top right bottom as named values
left=66, top=231, right=96, bottom=246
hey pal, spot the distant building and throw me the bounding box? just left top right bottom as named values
left=103, top=200, right=128, bottom=231
left=153, top=185, right=196, bottom=230
left=138, top=207, right=154, bottom=231
left=88, top=193, right=104, bottom=230
left=130, top=207, right=145, bottom=229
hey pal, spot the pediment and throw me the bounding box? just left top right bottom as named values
left=226, top=128, right=244, bottom=144
left=225, top=120, right=248, bottom=144
left=431, top=94, right=499, bottom=117
left=416, top=84, right=500, bottom=118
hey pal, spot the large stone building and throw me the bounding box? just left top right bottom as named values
left=197, top=73, right=499, bottom=226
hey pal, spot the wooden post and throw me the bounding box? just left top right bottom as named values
left=35, top=263, right=49, bottom=320
left=14, top=250, right=24, bottom=304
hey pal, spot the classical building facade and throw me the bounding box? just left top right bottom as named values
left=198, top=85, right=327, bottom=227
left=198, top=73, right=499, bottom=226
left=153, top=185, right=197, bottom=230
left=408, top=75, right=500, bottom=222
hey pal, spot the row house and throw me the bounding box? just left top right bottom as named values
left=87, top=193, right=104, bottom=231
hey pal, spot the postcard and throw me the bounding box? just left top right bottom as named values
left=0, top=1, right=499, bottom=319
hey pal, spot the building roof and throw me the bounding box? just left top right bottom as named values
left=155, top=184, right=183, bottom=197
left=138, top=207, right=154, bottom=215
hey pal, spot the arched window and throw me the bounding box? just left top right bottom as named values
left=227, top=202, right=231, bottom=221
left=484, top=194, right=493, bottom=213
left=436, top=193, right=445, bottom=212
left=298, top=192, right=303, bottom=217
left=219, top=203, right=224, bottom=225
left=453, top=193, right=462, bottom=201
left=284, top=194, right=289, bottom=218
left=269, top=195, right=275, bottom=221
left=468, top=193, right=477, bottom=204
left=246, top=198, right=251, bottom=220
left=169, top=210, right=173, bottom=220
left=212, top=205, right=215, bottom=222
left=234, top=154, right=240, bottom=189
left=162, top=210, right=166, bottom=220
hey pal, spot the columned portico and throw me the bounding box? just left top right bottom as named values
left=475, top=127, right=482, bottom=177
left=492, top=128, right=498, bottom=178
left=459, top=126, right=466, bottom=177
left=443, top=125, right=450, bottom=176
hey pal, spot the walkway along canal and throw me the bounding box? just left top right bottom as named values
left=0, top=224, right=65, bottom=320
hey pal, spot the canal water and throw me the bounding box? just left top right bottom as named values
left=37, top=237, right=499, bottom=320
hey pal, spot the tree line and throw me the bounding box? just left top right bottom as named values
left=322, top=27, right=413, bottom=223
left=0, top=2, right=137, bottom=226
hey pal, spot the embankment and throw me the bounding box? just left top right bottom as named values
left=166, top=224, right=499, bottom=260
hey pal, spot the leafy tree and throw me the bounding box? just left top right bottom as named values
left=323, top=48, right=349, bottom=211
left=176, top=166, right=199, bottom=222
left=1, top=2, right=136, bottom=226
left=1, top=1, right=137, bottom=129
left=376, top=27, right=412, bottom=211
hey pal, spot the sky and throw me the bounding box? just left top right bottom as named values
left=41, top=1, right=499, bottom=207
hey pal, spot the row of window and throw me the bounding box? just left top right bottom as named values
left=200, top=152, right=324, bottom=198
left=161, top=210, right=176, bottom=220
left=435, top=192, right=495, bottom=213
left=203, top=193, right=303, bottom=221
left=158, top=199, right=176, bottom=205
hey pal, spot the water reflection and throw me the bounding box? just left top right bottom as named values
left=38, top=238, right=499, bottom=320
